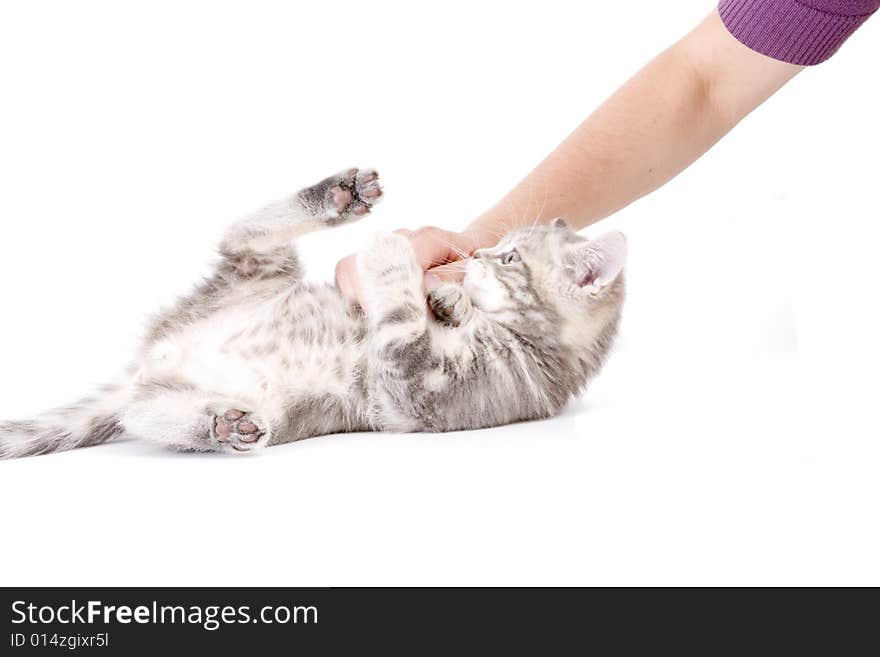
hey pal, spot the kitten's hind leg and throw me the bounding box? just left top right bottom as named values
left=211, top=409, right=268, bottom=453
left=218, top=167, right=382, bottom=280
left=121, top=386, right=272, bottom=454
left=221, top=168, right=382, bottom=254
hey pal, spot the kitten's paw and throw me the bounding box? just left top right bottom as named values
left=428, top=283, right=472, bottom=327
left=299, top=167, right=382, bottom=223
left=357, top=232, right=420, bottom=279
left=211, top=409, right=270, bottom=454
left=328, top=167, right=383, bottom=217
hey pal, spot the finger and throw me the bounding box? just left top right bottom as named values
left=406, top=228, right=478, bottom=270
left=334, top=254, right=364, bottom=305
left=424, top=260, right=470, bottom=291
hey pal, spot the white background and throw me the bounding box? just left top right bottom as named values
left=0, top=1, right=877, bottom=586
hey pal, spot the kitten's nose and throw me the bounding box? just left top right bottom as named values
left=473, top=249, right=487, bottom=259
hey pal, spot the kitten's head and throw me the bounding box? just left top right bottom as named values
left=463, top=218, right=626, bottom=350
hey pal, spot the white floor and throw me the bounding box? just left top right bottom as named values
left=1, top=1, right=877, bottom=586
left=3, top=350, right=875, bottom=586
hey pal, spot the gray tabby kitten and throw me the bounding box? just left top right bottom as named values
left=0, top=168, right=626, bottom=459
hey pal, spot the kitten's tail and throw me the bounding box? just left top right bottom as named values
left=0, top=381, right=132, bottom=459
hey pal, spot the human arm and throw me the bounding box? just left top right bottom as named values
left=336, top=8, right=808, bottom=300
left=464, top=10, right=803, bottom=242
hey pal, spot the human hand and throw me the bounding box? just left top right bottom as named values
left=335, top=227, right=478, bottom=307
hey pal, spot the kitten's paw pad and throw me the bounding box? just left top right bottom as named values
left=211, top=409, right=269, bottom=453
left=330, top=185, right=353, bottom=213
left=328, top=167, right=382, bottom=218
left=428, top=284, right=471, bottom=327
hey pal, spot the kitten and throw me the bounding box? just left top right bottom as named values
left=0, top=168, right=626, bottom=458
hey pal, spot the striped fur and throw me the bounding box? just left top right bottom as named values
left=0, top=171, right=625, bottom=459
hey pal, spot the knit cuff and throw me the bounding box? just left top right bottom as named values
left=718, top=0, right=875, bottom=65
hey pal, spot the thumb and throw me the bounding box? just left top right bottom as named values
left=399, top=227, right=478, bottom=270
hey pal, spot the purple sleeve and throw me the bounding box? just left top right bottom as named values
left=718, top=0, right=879, bottom=65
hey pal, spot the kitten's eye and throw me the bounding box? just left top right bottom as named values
left=501, top=251, right=521, bottom=265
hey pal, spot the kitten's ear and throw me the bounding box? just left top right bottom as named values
left=551, top=217, right=570, bottom=230
left=566, top=231, right=627, bottom=290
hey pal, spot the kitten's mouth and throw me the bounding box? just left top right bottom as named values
left=462, top=261, right=481, bottom=293
left=463, top=259, right=485, bottom=284
left=463, top=260, right=488, bottom=308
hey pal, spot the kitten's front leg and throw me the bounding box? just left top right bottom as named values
left=427, top=283, right=474, bottom=327
left=357, top=233, right=434, bottom=432
left=357, top=233, right=427, bottom=343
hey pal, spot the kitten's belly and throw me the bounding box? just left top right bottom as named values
left=140, top=286, right=366, bottom=410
